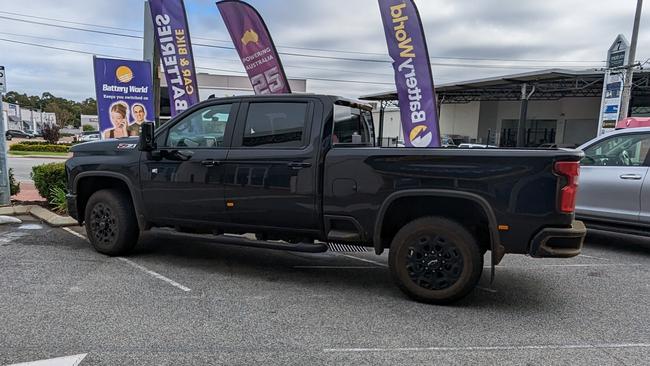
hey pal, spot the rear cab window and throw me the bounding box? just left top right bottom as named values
left=333, top=102, right=375, bottom=147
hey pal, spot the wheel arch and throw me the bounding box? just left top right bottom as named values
left=373, top=190, right=503, bottom=271
left=73, top=171, right=146, bottom=230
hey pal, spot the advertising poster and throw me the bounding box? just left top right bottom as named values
left=378, top=0, right=440, bottom=147
left=217, top=0, right=291, bottom=95
left=598, top=71, right=625, bottom=135
left=93, top=57, right=154, bottom=139
left=149, top=0, right=200, bottom=117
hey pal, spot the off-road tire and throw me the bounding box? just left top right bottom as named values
left=389, top=216, right=483, bottom=304
left=84, top=189, right=139, bottom=256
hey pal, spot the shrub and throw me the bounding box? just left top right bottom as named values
left=32, top=163, right=67, bottom=202
left=82, top=124, right=96, bottom=132
left=9, top=168, right=20, bottom=196
left=9, top=143, right=69, bottom=153
left=19, top=141, right=72, bottom=147
left=49, top=186, right=68, bottom=214
left=42, top=125, right=61, bottom=144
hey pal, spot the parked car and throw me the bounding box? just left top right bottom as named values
left=66, top=94, right=585, bottom=304
left=79, top=131, right=101, bottom=142
left=576, top=127, right=650, bottom=236
left=5, top=129, right=33, bottom=140
left=458, top=143, right=497, bottom=149
left=615, top=117, right=650, bottom=130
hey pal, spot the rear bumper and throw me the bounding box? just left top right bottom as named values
left=66, top=193, right=79, bottom=221
left=529, top=220, right=586, bottom=258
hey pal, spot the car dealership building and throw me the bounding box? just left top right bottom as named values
left=362, top=68, right=650, bottom=147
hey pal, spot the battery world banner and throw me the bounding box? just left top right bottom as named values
left=93, top=58, right=154, bottom=139
left=217, top=0, right=291, bottom=94
left=379, top=0, right=440, bottom=147
left=149, top=0, right=199, bottom=116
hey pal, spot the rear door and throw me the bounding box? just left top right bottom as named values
left=223, top=98, right=320, bottom=231
left=577, top=132, right=650, bottom=223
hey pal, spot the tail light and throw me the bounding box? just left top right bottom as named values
left=554, top=161, right=580, bottom=213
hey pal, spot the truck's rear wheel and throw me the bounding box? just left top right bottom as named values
left=84, top=189, right=139, bottom=256
left=389, top=217, right=483, bottom=304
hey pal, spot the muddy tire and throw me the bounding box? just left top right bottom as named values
left=84, top=189, right=139, bottom=256
left=388, top=216, right=483, bottom=304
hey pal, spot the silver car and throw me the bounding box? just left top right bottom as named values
left=576, top=127, right=650, bottom=233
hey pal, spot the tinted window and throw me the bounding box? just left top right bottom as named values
left=165, top=104, right=232, bottom=148
left=583, top=133, right=650, bottom=166
left=333, top=104, right=374, bottom=146
left=243, top=102, right=308, bottom=148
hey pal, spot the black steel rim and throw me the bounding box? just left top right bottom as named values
left=406, top=234, right=464, bottom=290
left=89, top=203, right=117, bottom=245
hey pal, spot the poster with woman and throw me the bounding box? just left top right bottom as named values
left=93, top=57, right=155, bottom=139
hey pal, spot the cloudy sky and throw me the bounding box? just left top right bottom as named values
left=0, top=0, right=648, bottom=101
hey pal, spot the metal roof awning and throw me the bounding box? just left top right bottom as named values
left=361, top=68, right=650, bottom=103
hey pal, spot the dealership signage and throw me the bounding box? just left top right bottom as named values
left=378, top=0, right=440, bottom=147
left=93, top=57, right=154, bottom=140
left=597, top=35, right=629, bottom=136
left=149, top=0, right=200, bottom=117
left=0, top=66, right=6, bottom=93
left=217, top=0, right=291, bottom=95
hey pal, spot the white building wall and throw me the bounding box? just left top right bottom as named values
left=439, top=102, right=480, bottom=138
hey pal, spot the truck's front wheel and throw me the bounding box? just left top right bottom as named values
left=84, top=189, right=139, bottom=256
left=389, top=217, right=483, bottom=304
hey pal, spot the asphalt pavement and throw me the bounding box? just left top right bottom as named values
left=7, top=157, right=67, bottom=182
left=0, top=219, right=648, bottom=365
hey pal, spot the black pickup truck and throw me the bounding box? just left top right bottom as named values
left=66, top=94, right=586, bottom=304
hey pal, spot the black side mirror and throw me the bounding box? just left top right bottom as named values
left=139, top=122, right=156, bottom=152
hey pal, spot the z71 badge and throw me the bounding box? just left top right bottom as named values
left=117, top=143, right=138, bottom=150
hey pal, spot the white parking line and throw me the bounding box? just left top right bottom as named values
left=61, top=227, right=191, bottom=292
left=486, top=263, right=643, bottom=269
left=62, top=227, right=88, bottom=241
left=323, top=342, right=650, bottom=353
left=7, top=353, right=87, bottom=366
left=293, top=265, right=383, bottom=269
left=579, top=254, right=610, bottom=261
left=117, top=257, right=191, bottom=292
left=336, top=253, right=389, bottom=267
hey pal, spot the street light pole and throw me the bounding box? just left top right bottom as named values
left=619, top=0, right=644, bottom=120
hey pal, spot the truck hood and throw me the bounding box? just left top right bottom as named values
left=70, top=137, right=140, bottom=156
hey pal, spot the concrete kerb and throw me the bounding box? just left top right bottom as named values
left=0, top=205, right=77, bottom=227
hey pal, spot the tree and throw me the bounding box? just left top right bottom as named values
left=42, top=124, right=61, bottom=144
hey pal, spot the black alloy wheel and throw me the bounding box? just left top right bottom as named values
left=389, top=216, right=483, bottom=304
left=405, top=234, right=464, bottom=290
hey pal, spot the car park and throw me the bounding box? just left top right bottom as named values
left=576, top=127, right=650, bottom=236
left=65, top=94, right=586, bottom=304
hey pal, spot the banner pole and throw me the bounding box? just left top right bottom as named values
left=0, top=90, right=10, bottom=206
left=143, top=1, right=161, bottom=127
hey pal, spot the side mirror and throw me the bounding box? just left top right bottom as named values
left=139, top=122, right=156, bottom=152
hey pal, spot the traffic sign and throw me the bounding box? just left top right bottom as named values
left=0, top=66, right=6, bottom=93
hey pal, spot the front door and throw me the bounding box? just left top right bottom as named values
left=576, top=132, right=650, bottom=223
left=223, top=99, right=319, bottom=231
left=140, top=102, right=237, bottom=226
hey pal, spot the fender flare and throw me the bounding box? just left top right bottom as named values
left=373, top=189, right=504, bottom=280
left=73, top=171, right=146, bottom=230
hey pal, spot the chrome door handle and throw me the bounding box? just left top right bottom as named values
left=620, top=174, right=643, bottom=180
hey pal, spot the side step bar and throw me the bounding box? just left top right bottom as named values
left=213, top=235, right=328, bottom=253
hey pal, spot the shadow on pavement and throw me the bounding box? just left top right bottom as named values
left=126, top=230, right=562, bottom=311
